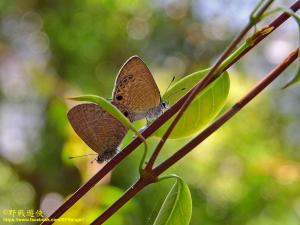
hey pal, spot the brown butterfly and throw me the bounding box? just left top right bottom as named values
left=113, top=55, right=167, bottom=123
left=67, top=102, right=132, bottom=163
left=67, top=56, right=166, bottom=163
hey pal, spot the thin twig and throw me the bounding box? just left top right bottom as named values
left=152, top=48, right=299, bottom=176
left=91, top=48, right=298, bottom=224
left=90, top=176, right=155, bottom=225
left=145, top=0, right=275, bottom=171
left=40, top=1, right=300, bottom=224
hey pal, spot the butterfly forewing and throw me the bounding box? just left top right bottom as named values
left=67, top=103, right=128, bottom=157
left=113, top=56, right=161, bottom=118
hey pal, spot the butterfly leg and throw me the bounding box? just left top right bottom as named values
left=131, top=124, right=149, bottom=139
left=139, top=125, right=148, bottom=134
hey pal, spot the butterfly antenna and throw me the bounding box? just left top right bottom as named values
left=162, top=76, right=175, bottom=97
left=164, top=87, right=186, bottom=100
left=68, top=153, right=98, bottom=160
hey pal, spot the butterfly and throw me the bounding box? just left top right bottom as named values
left=67, top=102, right=132, bottom=163
left=112, top=55, right=167, bottom=123
left=67, top=55, right=166, bottom=163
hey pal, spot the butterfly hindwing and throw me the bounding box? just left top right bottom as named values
left=67, top=103, right=128, bottom=158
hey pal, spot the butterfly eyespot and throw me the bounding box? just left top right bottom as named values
left=116, top=95, right=123, bottom=101
left=123, top=111, right=129, bottom=117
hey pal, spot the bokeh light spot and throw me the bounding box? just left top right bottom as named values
left=40, top=193, right=64, bottom=217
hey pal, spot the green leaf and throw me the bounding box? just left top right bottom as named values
left=282, top=11, right=300, bottom=89
left=68, top=95, right=148, bottom=172
left=284, top=66, right=300, bottom=88
left=153, top=175, right=192, bottom=225
left=155, top=68, right=230, bottom=139
left=68, top=95, right=139, bottom=134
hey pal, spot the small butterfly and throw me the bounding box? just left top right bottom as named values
left=67, top=102, right=132, bottom=163
left=67, top=56, right=166, bottom=163
left=113, top=55, right=167, bottom=123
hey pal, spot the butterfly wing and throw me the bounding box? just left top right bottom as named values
left=67, top=103, right=128, bottom=157
left=112, top=56, right=161, bottom=120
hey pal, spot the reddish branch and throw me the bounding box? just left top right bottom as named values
left=92, top=48, right=298, bottom=224
left=144, top=0, right=275, bottom=171
left=40, top=1, right=300, bottom=224
left=153, top=48, right=299, bottom=176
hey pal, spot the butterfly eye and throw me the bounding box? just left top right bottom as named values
left=116, top=95, right=123, bottom=101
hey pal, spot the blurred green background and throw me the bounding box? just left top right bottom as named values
left=0, top=0, right=299, bottom=224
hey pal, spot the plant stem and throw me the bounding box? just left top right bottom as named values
left=91, top=177, right=154, bottom=225
left=40, top=2, right=300, bottom=224
left=145, top=0, right=275, bottom=171
left=250, top=0, right=275, bottom=24
left=91, top=48, right=298, bottom=225
left=152, top=48, right=299, bottom=176
left=217, top=42, right=249, bottom=73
